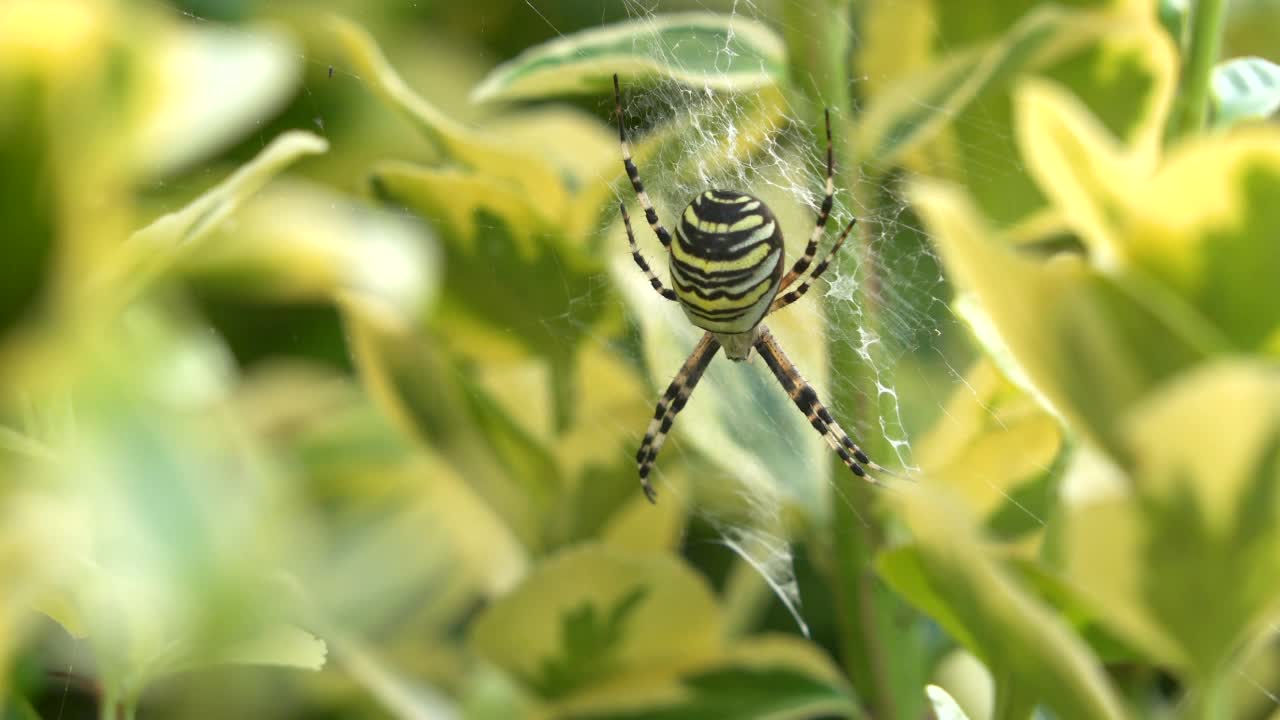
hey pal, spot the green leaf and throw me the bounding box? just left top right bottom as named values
left=910, top=179, right=1210, bottom=463
left=94, top=130, right=327, bottom=311
left=0, top=72, right=56, bottom=343
left=856, top=5, right=1067, bottom=170
left=912, top=357, right=1064, bottom=539
left=8, top=306, right=323, bottom=705
left=1211, top=56, right=1280, bottom=127
left=858, top=3, right=1177, bottom=229
left=877, top=546, right=978, bottom=653
left=186, top=178, right=440, bottom=328
left=1018, top=79, right=1280, bottom=355
left=554, top=636, right=854, bottom=720
left=331, top=16, right=570, bottom=223
left=537, top=587, right=650, bottom=698
left=471, top=13, right=787, bottom=103
left=882, top=488, right=1128, bottom=720
left=470, top=545, right=722, bottom=700
left=0, top=696, right=41, bottom=720
left=175, top=624, right=327, bottom=673
left=566, top=667, right=850, bottom=720
left=1063, top=361, right=1280, bottom=677
left=369, top=161, right=606, bottom=427
left=325, top=631, right=463, bottom=720
left=344, top=302, right=561, bottom=550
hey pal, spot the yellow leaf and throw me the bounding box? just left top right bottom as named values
left=912, top=179, right=1210, bottom=459
left=915, top=358, right=1063, bottom=523
left=889, top=486, right=1128, bottom=720
left=1018, top=79, right=1280, bottom=351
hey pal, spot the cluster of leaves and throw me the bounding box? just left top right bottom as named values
left=858, top=0, right=1280, bottom=718
left=2, top=0, right=1279, bottom=719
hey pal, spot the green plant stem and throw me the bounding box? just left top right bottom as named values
left=100, top=690, right=119, bottom=720
left=1167, top=0, right=1228, bottom=141
left=781, top=1, right=919, bottom=718
left=1182, top=671, right=1233, bottom=720
left=992, top=670, right=1037, bottom=720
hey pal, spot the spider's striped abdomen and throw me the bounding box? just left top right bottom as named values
left=670, top=190, right=783, bottom=335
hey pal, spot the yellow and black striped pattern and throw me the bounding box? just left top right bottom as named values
left=670, top=190, right=784, bottom=334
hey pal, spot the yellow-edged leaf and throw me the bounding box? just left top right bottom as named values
left=332, top=16, right=569, bottom=223
left=471, top=13, right=787, bottom=102
left=883, top=487, right=1127, bottom=720
left=1063, top=361, right=1280, bottom=675
left=1018, top=79, right=1280, bottom=353
left=911, top=180, right=1211, bottom=460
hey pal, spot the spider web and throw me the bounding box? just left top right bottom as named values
left=599, top=0, right=962, bottom=636
left=41, top=0, right=1066, bottom=707
left=32, top=1, right=1280, bottom=716
left=594, top=9, right=1280, bottom=715
left=116, top=0, right=972, bottom=651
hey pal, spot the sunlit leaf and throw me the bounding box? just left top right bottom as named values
left=178, top=624, right=327, bottom=673
left=856, top=6, right=1065, bottom=170
left=930, top=651, right=993, bottom=720
left=925, top=684, right=972, bottom=720
left=94, top=130, right=328, bottom=311
left=487, top=107, right=619, bottom=241
left=859, top=2, right=1176, bottom=228
left=5, top=311, right=322, bottom=705
left=1018, top=79, right=1280, bottom=354
left=600, top=469, right=688, bottom=555
left=470, top=545, right=722, bottom=700
left=332, top=16, right=569, bottom=223
left=911, top=180, right=1209, bottom=462
left=471, top=13, right=786, bottom=103
left=187, top=178, right=439, bottom=328
left=0, top=0, right=132, bottom=343
left=343, top=298, right=560, bottom=551
left=134, top=24, right=302, bottom=176
left=882, top=487, right=1127, bottom=720
left=368, top=161, right=608, bottom=428
left=961, top=16, right=1175, bottom=228
left=912, top=357, right=1064, bottom=539
left=1063, top=361, right=1280, bottom=677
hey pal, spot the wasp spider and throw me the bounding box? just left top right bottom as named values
left=613, top=75, right=890, bottom=503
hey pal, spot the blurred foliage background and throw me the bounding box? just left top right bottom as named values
left=2, top=0, right=1279, bottom=718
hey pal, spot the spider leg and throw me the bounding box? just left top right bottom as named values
left=621, top=203, right=677, bottom=301
left=636, top=332, right=722, bottom=502
left=754, top=325, right=889, bottom=482
left=614, top=74, right=672, bottom=249
left=770, top=216, right=856, bottom=314
left=779, top=108, right=834, bottom=291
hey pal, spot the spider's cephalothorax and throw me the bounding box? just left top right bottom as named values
left=671, top=190, right=784, bottom=359
left=613, top=74, right=893, bottom=502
